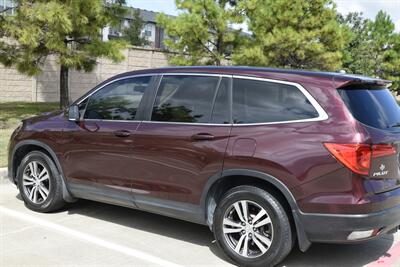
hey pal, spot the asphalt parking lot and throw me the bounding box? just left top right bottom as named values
left=1, top=172, right=400, bottom=267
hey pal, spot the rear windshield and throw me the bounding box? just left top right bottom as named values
left=338, top=88, right=400, bottom=130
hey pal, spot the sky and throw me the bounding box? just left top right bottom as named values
left=127, top=0, right=400, bottom=32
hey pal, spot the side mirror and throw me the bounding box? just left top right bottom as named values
left=68, top=105, right=80, bottom=122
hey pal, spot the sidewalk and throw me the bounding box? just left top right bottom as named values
left=0, top=167, right=8, bottom=179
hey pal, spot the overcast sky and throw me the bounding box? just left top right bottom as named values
left=127, top=0, right=400, bottom=32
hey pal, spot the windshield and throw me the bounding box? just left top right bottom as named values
left=338, top=87, right=400, bottom=130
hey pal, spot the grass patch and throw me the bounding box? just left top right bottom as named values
left=0, top=102, right=59, bottom=167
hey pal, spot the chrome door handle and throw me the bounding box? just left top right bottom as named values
left=191, top=133, right=215, bottom=141
left=114, top=130, right=131, bottom=137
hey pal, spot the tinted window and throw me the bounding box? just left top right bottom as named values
left=211, top=78, right=230, bottom=124
left=232, top=79, right=319, bottom=124
left=151, top=75, right=220, bottom=123
left=338, top=88, right=400, bottom=129
left=84, top=76, right=151, bottom=120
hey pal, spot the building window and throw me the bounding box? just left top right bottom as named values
left=1, top=0, right=14, bottom=14
left=143, top=24, right=152, bottom=37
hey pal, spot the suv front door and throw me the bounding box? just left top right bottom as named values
left=63, top=75, right=155, bottom=206
left=130, top=74, right=232, bottom=217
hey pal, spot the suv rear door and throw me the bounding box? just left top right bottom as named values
left=130, top=74, right=231, bottom=215
left=223, top=76, right=326, bottom=181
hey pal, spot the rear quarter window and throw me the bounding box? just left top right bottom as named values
left=338, top=88, right=400, bottom=130
left=232, top=78, right=319, bottom=124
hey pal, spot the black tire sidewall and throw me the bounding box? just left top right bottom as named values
left=17, top=151, right=61, bottom=212
left=213, top=186, right=292, bottom=267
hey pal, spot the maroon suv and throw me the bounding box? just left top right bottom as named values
left=8, top=66, right=400, bottom=266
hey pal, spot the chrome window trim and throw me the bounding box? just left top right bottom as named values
left=76, top=72, right=329, bottom=126
left=83, top=119, right=142, bottom=123
left=76, top=73, right=230, bottom=106
left=141, top=120, right=231, bottom=126
left=162, top=73, right=232, bottom=78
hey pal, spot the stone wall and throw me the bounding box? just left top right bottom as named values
left=0, top=65, right=34, bottom=102
left=0, top=47, right=170, bottom=102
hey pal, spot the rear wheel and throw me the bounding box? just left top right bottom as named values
left=17, top=151, right=66, bottom=212
left=213, top=186, right=293, bottom=267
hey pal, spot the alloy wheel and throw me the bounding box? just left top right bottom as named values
left=22, top=161, right=51, bottom=204
left=222, top=200, right=274, bottom=258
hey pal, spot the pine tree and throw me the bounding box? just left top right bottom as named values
left=340, top=11, right=400, bottom=92
left=0, top=0, right=128, bottom=108
left=123, top=9, right=148, bottom=46
left=156, top=0, right=245, bottom=66
left=234, top=0, right=346, bottom=71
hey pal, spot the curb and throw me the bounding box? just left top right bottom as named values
left=0, top=167, right=8, bottom=179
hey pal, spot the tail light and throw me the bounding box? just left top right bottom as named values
left=371, top=144, right=397, bottom=158
left=324, top=143, right=397, bottom=175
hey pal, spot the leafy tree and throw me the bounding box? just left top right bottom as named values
left=0, top=0, right=128, bottom=108
left=340, top=11, right=400, bottom=93
left=156, top=0, right=245, bottom=66
left=123, top=9, right=148, bottom=46
left=233, top=0, right=346, bottom=71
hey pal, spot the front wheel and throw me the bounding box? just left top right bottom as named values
left=213, top=186, right=293, bottom=267
left=17, top=151, right=66, bottom=212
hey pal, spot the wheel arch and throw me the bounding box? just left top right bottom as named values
left=202, top=169, right=311, bottom=252
left=10, top=140, right=76, bottom=203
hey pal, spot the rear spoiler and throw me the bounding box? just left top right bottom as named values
left=336, top=75, right=392, bottom=89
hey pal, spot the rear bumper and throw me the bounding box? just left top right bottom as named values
left=298, top=203, right=400, bottom=243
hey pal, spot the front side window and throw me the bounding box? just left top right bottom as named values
left=232, top=78, right=319, bottom=124
left=151, top=75, right=220, bottom=123
left=84, top=76, right=151, bottom=121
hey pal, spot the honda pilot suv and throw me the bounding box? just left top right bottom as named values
left=8, top=66, right=400, bottom=266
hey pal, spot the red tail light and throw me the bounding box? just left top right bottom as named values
left=372, top=144, right=397, bottom=158
left=324, top=143, right=397, bottom=175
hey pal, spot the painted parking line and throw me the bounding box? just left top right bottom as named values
left=0, top=206, right=184, bottom=267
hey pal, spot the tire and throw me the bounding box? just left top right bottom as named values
left=213, top=185, right=293, bottom=267
left=17, top=151, right=66, bottom=212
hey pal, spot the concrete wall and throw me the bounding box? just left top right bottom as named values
left=0, top=47, right=170, bottom=102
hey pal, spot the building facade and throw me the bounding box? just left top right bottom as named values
left=104, top=8, right=169, bottom=50
left=2, top=2, right=169, bottom=50
left=0, top=0, right=14, bottom=14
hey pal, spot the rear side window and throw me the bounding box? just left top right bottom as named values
left=151, top=75, right=220, bottom=123
left=84, top=76, right=151, bottom=120
left=338, top=88, right=400, bottom=129
left=232, top=78, right=319, bottom=124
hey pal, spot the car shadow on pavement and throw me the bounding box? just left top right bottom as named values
left=63, top=198, right=397, bottom=267
left=16, top=193, right=394, bottom=267
left=65, top=199, right=235, bottom=264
